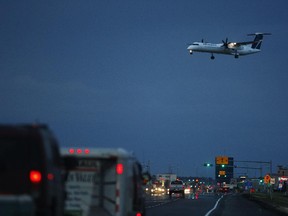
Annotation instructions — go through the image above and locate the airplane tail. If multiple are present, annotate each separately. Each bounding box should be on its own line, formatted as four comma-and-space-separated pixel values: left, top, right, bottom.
248, 33, 271, 49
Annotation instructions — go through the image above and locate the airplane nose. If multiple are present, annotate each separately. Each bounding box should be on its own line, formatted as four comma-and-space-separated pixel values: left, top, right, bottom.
187, 44, 195, 50
187, 45, 193, 54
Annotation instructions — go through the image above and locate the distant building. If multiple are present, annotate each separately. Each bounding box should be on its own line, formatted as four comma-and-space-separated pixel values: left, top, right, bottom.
277, 165, 288, 176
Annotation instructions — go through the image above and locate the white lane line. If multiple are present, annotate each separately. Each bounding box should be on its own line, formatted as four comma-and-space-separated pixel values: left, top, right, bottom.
145, 198, 180, 209
205, 195, 223, 216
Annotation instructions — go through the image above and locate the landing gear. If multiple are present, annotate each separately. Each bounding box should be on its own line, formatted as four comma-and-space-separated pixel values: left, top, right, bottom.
234, 53, 239, 59
189, 50, 193, 55
210, 54, 215, 60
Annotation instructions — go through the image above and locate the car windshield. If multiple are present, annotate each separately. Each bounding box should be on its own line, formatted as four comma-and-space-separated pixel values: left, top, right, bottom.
171, 181, 183, 185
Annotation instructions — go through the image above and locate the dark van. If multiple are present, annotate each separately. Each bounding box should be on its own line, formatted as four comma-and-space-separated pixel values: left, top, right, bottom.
0, 124, 65, 216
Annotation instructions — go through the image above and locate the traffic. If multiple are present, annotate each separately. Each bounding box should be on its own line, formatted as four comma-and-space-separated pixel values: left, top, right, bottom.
0, 124, 287, 216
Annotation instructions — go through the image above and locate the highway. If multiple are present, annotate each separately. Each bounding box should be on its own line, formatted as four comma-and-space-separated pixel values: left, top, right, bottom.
145, 193, 287, 216
145, 193, 220, 216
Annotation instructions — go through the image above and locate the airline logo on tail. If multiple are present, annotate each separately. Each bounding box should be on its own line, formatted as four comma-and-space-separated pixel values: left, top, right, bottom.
249, 33, 271, 49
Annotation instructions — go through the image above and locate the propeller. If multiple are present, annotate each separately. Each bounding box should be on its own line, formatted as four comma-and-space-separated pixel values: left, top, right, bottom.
222, 38, 230, 48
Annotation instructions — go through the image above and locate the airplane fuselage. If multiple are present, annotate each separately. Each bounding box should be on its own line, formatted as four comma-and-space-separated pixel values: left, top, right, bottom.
187, 42, 260, 56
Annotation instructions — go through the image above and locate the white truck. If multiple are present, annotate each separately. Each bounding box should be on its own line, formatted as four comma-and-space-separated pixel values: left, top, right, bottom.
61, 148, 147, 216
169, 180, 185, 198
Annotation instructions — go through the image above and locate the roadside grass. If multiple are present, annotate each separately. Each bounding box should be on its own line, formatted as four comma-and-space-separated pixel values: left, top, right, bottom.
250, 192, 288, 208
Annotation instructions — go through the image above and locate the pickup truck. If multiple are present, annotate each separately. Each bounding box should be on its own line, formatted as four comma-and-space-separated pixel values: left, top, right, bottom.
169, 180, 185, 198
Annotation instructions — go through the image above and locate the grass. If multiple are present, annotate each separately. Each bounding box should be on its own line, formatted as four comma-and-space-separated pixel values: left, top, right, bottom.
250, 192, 288, 208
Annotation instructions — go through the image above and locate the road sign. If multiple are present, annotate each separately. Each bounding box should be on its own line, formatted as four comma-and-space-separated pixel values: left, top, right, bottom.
264, 174, 271, 184
216, 156, 228, 165
219, 171, 226, 176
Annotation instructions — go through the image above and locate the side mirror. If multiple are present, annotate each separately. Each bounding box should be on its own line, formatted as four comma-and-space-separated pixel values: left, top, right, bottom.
142, 171, 151, 185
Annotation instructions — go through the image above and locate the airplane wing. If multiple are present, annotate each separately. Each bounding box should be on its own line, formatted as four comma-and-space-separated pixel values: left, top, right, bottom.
231, 40, 257, 47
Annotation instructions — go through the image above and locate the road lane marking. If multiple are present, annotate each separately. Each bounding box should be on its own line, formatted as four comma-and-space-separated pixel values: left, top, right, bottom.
205, 195, 223, 216
145, 198, 180, 209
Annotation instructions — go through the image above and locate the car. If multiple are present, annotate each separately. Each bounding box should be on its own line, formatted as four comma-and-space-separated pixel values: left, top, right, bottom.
184, 186, 192, 194
169, 180, 185, 198
219, 187, 230, 193
151, 186, 166, 195
0, 124, 65, 216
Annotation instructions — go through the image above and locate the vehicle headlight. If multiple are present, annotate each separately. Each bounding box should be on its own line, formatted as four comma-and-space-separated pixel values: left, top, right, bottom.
184, 189, 190, 194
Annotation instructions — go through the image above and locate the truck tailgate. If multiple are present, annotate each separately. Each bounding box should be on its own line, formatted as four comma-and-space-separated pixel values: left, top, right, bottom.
64, 158, 116, 216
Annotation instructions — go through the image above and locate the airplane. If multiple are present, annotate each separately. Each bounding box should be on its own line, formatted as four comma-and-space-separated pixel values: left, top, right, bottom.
187, 33, 271, 59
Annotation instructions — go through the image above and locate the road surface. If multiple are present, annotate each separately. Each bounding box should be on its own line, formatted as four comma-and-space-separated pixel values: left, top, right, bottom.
145, 193, 287, 216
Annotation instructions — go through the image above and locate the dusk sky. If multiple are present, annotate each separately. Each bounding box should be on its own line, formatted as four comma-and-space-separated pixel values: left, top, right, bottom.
1, 0, 288, 177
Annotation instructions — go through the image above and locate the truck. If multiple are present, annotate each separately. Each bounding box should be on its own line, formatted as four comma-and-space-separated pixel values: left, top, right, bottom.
156, 173, 177, 194
61, 148, 148, 216
0, 124, 66, 216
169, 180, 185, 198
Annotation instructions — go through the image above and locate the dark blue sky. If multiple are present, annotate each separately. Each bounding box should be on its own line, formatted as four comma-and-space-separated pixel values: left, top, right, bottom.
1, 0, 288, 177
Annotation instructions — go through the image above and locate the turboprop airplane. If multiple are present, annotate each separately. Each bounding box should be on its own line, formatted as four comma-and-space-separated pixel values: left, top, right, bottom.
187, 33, 271, 59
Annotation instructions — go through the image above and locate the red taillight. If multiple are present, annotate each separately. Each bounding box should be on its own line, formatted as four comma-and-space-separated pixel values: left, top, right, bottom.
116, 163, 124, 175
69, 148, 90, 154
77, 149, 82, 154
136, 213, 142, 216
69, 148, 75, 154
84, 149, 90, 154
30, 170, 42, 183
47, 173, 54, 181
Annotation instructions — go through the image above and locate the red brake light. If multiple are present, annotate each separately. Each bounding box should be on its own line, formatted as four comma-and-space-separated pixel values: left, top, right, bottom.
47, 173, 54, 181
84, 149, 90, 154
136, 213, 142, 216
77, 149, 82, 154
116, 163, 124, 175
69, 148, 75, 154
70, 148, 90, 154
30, 170, 42, 183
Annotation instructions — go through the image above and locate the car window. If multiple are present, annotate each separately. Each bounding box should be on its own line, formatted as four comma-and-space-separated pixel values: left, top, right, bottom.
51, 140, 62, 167
41, 130, 54, 165
171, 181, 183, 185
0, 137, 42, 171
